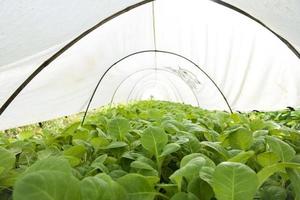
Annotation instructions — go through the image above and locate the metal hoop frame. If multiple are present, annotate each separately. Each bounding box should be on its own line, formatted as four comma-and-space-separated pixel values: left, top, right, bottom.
80, 50, 233, 125
1, 0, 296, 121
108, 67, 200, 106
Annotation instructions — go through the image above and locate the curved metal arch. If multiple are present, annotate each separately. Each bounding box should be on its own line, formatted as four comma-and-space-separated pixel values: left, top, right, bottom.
110, 68, 185, 105
1, 0, 299, 117
81, 49, 233, 125
125, 70, 199, 105
129, 80, 181, 103
108, 67, 200, 106
0, 0, 154, 116
125, 71, 187, 104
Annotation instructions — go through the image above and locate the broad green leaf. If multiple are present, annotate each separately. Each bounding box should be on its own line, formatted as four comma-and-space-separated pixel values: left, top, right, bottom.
145, 175, 160, 186
108, 118, 130, 140
186, 123, 207, 136
286, 155, 300, 200
181, 153, 205, 167
13, 171, 80, 200
136, 155, 157, 169
212, 162, 258, 200
130, 164, 158, 176
61, 122, 80, 136
253, 130, 268, 138
180, 153, 215, 168
25, 156, 72, 174
93, 116, 108, 129
63, 145, 86, 158
228, 151, 254, 163
0, 147, 15, 176
90, 137, 109, 149
96, 174, 128, 200
287, 168, 300, 200
170, 192, 199, 200
0, 167, 4, 175
162, 122, 180, 134
227, 127, 253, 150
250, 138, 266, 154
72, 128, 90, 140
131, 161, 156, 171
188, 177, 214, 200
160, 143, 180, 157
64, 155, 81, 167
170, 157, 208, 189
256, 152, 280, 167
93, 154, 108, 164
0, 168, 20, 187
117, 174, 156, 200
265, 136, 295, 162
250, 119, 266, 131
201, 141, 229, 160
109, 169, 127, 179
37, 147, 60, 160
203, 130, 219, 142
227, 149, 242, 157
80, 176, 108, 200
18, 131, 34, 140
257, 162, 300, 188
140, 126, 168, 156
264, 121, 281, 129
102, 141, 128, 149
230, 113, 242, 123
183, 134, 202, 153
199, 166, 215, 186
91, 154, 109, 173
147, 109, 163, 121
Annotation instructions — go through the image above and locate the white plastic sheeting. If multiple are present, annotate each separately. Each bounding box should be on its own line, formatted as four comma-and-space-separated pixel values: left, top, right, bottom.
0, 0, 144, 66
0, 0, 300, 130
225, 0, 300, 53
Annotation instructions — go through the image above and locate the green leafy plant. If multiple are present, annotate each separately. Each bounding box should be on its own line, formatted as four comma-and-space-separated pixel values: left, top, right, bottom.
0, 100, 299, 200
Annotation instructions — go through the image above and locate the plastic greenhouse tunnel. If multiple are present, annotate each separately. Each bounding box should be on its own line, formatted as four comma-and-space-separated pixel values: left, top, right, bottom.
0, 0, 300, 199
